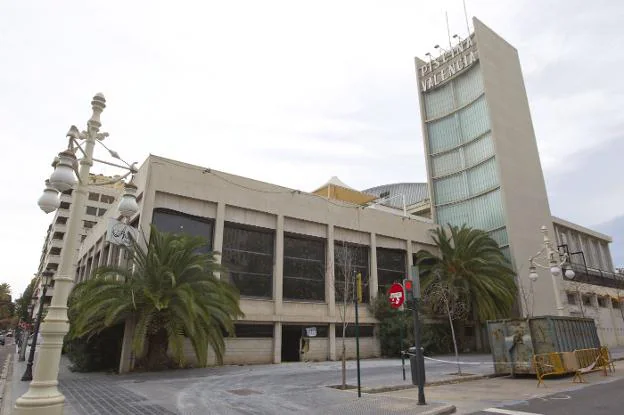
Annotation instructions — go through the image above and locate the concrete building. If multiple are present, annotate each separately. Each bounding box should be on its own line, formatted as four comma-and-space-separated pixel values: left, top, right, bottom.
75, 155, 437, 371
415, 18, 623, 344
31, 175, 122, 307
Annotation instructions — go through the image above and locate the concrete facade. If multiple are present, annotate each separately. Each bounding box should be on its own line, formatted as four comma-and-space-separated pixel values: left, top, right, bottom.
76, 155, 436, 370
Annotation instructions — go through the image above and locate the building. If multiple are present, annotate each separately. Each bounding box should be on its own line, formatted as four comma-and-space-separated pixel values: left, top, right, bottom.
415, 17, 623, 344
76, 155, 437, 371
31, 175, 123, 307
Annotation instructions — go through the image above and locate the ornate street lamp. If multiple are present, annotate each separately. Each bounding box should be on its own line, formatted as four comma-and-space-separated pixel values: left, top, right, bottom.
528, 225, 575, 316
15, 94, 139, 415
21, 270, 54, 381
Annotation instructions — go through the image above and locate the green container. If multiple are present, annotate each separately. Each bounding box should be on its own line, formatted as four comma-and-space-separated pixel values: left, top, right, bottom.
486, 316, 600, 375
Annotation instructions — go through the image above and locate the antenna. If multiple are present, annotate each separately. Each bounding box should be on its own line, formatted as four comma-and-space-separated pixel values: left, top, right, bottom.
445, 11, 452, 48
463, 0, 471, 35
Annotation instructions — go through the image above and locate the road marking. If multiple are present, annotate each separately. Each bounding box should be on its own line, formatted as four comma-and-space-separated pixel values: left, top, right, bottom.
483, 408, 543, 415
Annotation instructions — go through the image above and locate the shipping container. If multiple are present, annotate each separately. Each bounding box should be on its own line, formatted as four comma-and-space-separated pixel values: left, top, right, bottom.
486, 316, 600, 375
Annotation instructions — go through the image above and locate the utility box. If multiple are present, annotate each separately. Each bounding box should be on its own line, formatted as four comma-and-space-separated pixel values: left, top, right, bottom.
487, 316, 600, 375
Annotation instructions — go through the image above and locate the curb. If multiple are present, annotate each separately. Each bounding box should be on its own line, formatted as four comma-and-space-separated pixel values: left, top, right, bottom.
0, 351, 14, 415
364, 373, 503, 394
419, 404, 456, 415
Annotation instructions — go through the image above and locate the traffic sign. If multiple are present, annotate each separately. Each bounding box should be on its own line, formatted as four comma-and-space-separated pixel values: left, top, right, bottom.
388, 283, 405, 309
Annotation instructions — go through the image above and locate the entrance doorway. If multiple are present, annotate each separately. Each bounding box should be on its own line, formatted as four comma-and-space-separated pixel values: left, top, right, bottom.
281, 325, 302, 362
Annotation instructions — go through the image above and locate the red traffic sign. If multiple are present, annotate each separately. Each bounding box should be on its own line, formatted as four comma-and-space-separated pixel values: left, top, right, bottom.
388, 283, 405, 309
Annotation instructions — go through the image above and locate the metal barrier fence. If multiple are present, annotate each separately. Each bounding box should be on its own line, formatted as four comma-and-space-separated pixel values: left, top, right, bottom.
533, 347, 614, 387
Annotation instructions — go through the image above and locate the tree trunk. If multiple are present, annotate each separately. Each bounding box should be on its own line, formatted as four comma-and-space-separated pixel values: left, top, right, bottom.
445, 300, 461, 375
146, 328, 169, 370
341, 337, 347, 388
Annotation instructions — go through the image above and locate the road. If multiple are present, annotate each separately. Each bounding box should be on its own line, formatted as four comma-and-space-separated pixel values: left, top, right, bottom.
471, 376, 624, 415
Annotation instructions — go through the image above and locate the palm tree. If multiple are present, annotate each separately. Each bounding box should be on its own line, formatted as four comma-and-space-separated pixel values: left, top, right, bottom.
69, 226, 244, 370
416, 224, 517, 328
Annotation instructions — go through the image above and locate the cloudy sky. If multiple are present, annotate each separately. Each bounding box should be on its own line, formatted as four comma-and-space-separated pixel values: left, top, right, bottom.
1, 0, 622, 296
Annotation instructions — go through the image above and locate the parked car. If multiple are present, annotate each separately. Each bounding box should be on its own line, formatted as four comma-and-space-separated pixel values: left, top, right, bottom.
0, 334, 5, 346
6, 331, 13, 337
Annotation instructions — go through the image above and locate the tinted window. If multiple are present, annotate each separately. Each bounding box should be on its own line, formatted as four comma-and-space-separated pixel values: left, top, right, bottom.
335, 324, 375, 337
334, 242, 369, 303
235, 324, 274, 338
377, 248, 406, 294
283, 235, 325, 301
222, 223, 274, 298
151, 208, 213, 252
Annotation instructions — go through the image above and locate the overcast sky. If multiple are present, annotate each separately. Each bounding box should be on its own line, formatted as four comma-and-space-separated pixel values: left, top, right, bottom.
1, 0, 622, 296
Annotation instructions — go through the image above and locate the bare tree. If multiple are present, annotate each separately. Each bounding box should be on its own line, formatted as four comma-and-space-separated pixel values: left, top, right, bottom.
332, 241, 367, 389
422, 279, 468, 375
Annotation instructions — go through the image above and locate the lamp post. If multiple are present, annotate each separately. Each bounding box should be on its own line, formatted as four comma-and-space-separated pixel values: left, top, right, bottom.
528, 225, 575, 317
15, 93, 139, 415
21, 270, 53, 381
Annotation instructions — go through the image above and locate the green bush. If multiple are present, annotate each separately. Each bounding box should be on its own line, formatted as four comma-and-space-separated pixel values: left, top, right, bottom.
65, 324, 124, 372
371, 296, 454, 357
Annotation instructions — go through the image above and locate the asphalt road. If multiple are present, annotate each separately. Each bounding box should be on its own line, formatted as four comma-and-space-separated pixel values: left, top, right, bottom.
471, 376, 624, 415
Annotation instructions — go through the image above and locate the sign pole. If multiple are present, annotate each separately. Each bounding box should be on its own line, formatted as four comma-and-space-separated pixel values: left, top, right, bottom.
411, 265, 426, 405
354, 272, 362, 398
400, 306, 406, 380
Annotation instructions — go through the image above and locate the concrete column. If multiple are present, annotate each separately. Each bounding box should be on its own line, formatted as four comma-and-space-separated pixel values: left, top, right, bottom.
213, 202, 225, 280
273, 322, 282, 363
274, 215, 284, 315
106, 242, 114, 266
329, 322, 336, 360
97, 241, 107, 268
118, 317, 136, 373
369, 233, 378, 302
326, 224, 335, 317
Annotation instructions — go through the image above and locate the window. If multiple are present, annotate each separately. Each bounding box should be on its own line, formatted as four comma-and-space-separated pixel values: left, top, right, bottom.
88, 192, 100, 201
612, 298, 620, 309
86, 206, 98, 215
334, 242, 369, 303
567, 292, 578, 305
56, 216, 68, 225
52, 232, 64, 240
582, 294, 593, 307
98, 208, 107, 217
100, 194, 115, 204
83, 220, 97, 229
335, 324, 375, 338
151, 208, 214, 252
283, 235, 325, 301
59, 202, 70, 209
377, 248, 406, 294
222, 223, 274, 298
234, 324, 274, 338
598, 297, 608, 308
49, 247, 61, 255
47, 263, 59, 270
62, 189, 73, 196
80, 234, 87, 242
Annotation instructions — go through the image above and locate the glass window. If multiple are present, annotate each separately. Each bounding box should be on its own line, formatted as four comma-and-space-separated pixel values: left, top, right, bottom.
433, 173, 468, 205
436, 188, 505, 231
463, 133, 494, 167
283, 235, 325, 301
334, 242, 369, 303
98, 208, 107, 217
488, 228, 509, 247
428, 113, 461, 153
62, 189, 73, 196
222, 223, 274, 298
56, 216, 68, 225
52, 232, 64, 240
335, 324, 375, 338
100, 194, 116, 204
454, 63, 484, 106
59, 202, 70, 210
86, 206, 97, 216
151, 208, 213, 252
424, 82, 454, 119
83, 220, 97, 229
466, 157, 499, 196
567, 292, 578, 305
234, 324, 274, 338
598, 297, 608, 308
49, 247, 61, 255
88, 192, 100, 201
459, 95, 490, 142
376, 248, 406, 294
431, 149, 462, 178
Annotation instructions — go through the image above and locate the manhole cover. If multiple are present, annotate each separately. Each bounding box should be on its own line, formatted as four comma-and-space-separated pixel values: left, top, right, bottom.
227, 388, 262, 396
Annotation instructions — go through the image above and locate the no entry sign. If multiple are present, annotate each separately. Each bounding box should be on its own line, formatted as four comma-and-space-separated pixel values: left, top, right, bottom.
388, 283, 405, 309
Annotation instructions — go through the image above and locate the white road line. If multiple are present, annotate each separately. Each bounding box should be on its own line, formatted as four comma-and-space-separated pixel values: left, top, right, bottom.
483, 408, 543, 415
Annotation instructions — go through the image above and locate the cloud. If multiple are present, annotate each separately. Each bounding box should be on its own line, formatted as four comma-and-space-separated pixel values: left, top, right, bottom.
0, 0, 622, 296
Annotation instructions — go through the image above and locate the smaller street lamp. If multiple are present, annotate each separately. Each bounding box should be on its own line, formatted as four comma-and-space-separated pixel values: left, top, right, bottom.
21, 270, 54, 382
528, 226, 575, 316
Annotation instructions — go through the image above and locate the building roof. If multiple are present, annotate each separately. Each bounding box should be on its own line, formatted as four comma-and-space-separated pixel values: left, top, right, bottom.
363, 183, 429, 208
312, 176, 377, 205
